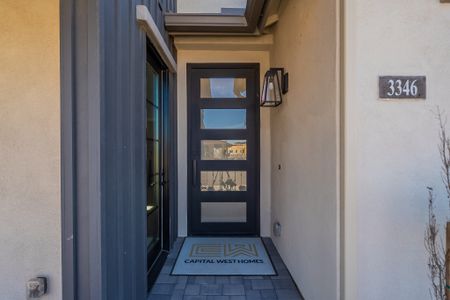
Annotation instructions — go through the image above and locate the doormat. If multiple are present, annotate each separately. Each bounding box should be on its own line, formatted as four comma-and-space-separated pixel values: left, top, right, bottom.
171, 237, 276, 276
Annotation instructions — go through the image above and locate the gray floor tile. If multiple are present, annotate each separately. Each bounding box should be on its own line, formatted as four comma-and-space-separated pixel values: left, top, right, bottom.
185, 284, 201, 296
148, 295, 172, 300
150, 238, 303, 300
251, 279, 274, 290
228, 276, 243, 284
243, 279, 252, 290
156, 274, 178, 284
183, 296, 207, 300
275, 289, 302, 300
152, 284, 176, 295
215, 276, 230, 284
245, 290, 262, 300
187, 277, 196, 284
174, 276, 188, 290
206, 296, 229, 300
170, 290, 184, 300
175, 282, 187, 290
161, 265, 173, 274
222, 284, 245, 296
195, 276, 215, 284
271, 269, 290, 280
229, 297, 245, 300
244, 275, 263, 280
260, 289, 278, 300
165, 257, 176, 266
272, 278, 296, 290
200, 284, 222, 296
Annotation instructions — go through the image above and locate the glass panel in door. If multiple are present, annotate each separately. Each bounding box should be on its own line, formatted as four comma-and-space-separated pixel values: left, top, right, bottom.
146, 62, 162, 268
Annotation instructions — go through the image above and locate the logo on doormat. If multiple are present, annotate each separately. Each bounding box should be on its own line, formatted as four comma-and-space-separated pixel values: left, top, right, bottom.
189, 243, 259, 257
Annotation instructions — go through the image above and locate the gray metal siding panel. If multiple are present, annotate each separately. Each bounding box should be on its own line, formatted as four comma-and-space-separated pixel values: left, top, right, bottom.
102, 0, 175, 299
60, 0, 75, 298
62, 0, 176, 298
103, 0, 148, 299
61, 0, 105, 298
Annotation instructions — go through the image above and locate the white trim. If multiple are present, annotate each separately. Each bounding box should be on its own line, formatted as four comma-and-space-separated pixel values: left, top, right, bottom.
136, 5, 177, 73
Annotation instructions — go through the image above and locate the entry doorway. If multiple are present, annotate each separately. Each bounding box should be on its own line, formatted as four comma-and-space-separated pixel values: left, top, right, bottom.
187, 64, 260, 236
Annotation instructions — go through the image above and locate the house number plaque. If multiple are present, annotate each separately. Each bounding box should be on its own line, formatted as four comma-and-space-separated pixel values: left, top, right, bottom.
379, 76, 426, 99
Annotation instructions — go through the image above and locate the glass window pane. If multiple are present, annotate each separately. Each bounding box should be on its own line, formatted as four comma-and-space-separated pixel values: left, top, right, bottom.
147, 176, 160, 248
201, 109, 246, 129
177, 0, 247, 15
147, 207, 160, 247
201, 140, 247, 160
146, 63, 160, 107
146, 102, 159, 140
200, 78, 246, 98
147, 176, 160, 207
201, 202, 247, 223
146, 141, 159, 175
201, 171, 247, 192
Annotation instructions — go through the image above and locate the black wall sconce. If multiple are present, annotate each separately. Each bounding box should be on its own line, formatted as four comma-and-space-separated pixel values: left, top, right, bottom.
260, 68, 289, 107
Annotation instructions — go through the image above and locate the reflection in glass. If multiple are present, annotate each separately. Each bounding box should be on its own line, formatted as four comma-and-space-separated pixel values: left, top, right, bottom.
146, 63, 160, 107
177, 0, 247, 15
147, 207, 159, 246
201, 140, 247, 160
146, 103, 159, 140
200, 78, 246, 98
201, 171, 247, 192
146, 62, 161, 253
201, 109, 246, 129
201, 202, 247, 223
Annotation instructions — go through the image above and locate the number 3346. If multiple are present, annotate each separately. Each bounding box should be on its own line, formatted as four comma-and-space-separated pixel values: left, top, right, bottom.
387, 79, 418, 97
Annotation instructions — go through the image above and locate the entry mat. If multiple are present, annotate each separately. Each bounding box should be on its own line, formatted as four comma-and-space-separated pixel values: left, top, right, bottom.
171, 237, 276, 276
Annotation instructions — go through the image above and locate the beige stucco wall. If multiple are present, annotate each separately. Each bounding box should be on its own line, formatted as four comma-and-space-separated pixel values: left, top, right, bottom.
0, 1, 61, 299
269, 0, 340, 299
345, 0, 450, 299
175, 37, 272, 237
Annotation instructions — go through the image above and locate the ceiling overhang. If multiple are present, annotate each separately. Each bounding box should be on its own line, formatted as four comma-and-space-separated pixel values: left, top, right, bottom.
165, 0, 266, 35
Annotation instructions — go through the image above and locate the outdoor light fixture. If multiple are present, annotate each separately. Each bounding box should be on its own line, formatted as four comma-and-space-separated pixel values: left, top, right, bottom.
260, 68, 289, 107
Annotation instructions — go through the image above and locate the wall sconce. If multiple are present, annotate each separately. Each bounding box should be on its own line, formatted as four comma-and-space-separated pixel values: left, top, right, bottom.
260, 68, 289, 107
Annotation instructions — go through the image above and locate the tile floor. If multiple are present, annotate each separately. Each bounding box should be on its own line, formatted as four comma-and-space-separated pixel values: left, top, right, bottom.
148, 238, 304, 300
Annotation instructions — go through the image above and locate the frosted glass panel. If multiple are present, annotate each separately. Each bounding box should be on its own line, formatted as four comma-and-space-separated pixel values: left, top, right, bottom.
201, 171, 247, 192
201, 202, 247, 223
201, 140, 247, 160
200, 78, 246, 98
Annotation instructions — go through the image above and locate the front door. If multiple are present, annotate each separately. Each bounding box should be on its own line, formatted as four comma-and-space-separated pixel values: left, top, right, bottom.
188, 64, 260, 235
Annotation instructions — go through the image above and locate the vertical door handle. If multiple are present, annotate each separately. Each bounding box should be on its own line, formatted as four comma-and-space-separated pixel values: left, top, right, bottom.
192, 159, 197, 187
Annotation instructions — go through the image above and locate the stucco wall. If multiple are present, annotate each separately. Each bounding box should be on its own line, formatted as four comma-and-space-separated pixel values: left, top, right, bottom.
269, 0, 340, 299
0, 1, 61, 299
175, 38, 272, 237
345, 0, 450, 299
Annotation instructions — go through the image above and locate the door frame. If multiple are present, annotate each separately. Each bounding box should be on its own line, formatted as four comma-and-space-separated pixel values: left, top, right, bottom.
186, 63, 261, 236
146, 41, 172, 289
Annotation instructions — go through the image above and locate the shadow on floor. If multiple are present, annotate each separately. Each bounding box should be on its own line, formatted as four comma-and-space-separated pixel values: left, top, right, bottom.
148, 238, 304, 300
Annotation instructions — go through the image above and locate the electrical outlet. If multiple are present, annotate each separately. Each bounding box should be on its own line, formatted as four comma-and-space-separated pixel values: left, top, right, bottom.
27, 277, 47, 298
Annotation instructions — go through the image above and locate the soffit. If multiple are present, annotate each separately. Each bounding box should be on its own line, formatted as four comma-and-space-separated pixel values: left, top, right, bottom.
174, 34, 273, 51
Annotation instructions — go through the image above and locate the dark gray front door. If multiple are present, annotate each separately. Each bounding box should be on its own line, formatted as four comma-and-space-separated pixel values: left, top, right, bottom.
188, 64, 260, 236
